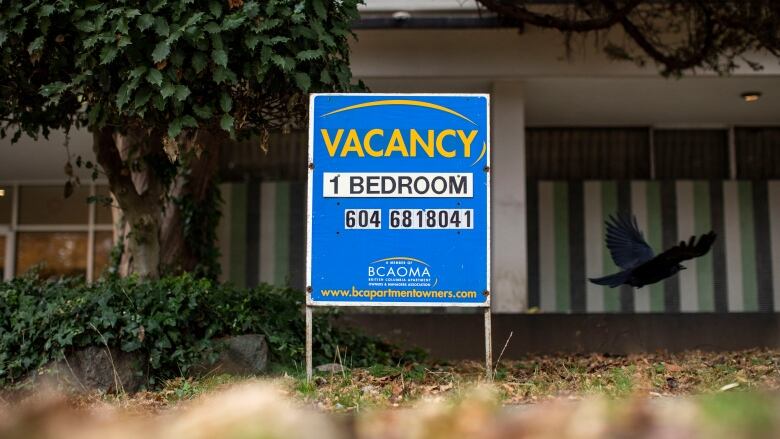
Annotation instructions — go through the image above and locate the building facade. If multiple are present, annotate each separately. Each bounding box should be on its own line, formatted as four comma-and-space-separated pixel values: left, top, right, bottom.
2, 1, 780, 322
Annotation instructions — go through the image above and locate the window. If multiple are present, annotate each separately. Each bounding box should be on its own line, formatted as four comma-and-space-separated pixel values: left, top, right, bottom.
220, 131, 307, 181
0, 185, 11, 224
1, 183, 114, 281
526, 128, 650, 180
94, 186, 117, 225
735, 127, 780, 179
18, 185, 90, 225
527, 127, 737, 180
0, 235, 5, 279
16, 232, 88, 278
653, 129, 729, 179
94, 231, 115, 278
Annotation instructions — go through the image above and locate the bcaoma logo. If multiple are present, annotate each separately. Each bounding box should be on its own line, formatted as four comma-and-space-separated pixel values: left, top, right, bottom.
366, 257, 438, 288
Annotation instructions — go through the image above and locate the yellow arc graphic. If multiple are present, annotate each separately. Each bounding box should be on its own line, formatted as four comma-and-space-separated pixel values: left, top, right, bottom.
470, 141, 487, 167
320, 99, 477, 125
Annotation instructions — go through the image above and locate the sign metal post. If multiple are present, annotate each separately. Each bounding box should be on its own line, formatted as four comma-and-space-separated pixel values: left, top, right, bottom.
305, 94, 491, 382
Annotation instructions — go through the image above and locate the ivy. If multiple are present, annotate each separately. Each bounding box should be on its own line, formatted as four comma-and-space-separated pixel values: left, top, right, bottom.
0, 0, 363, 280
0, 274, 421, 388
0, 0, 361, 140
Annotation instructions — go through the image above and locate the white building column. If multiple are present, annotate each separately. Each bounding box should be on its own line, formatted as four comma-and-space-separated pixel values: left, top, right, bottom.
491, 81, 527, 312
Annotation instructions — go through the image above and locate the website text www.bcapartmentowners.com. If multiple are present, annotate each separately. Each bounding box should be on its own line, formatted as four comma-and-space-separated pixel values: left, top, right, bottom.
320, 287, 478, 300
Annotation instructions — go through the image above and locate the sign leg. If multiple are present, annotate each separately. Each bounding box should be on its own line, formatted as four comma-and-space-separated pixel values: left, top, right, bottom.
306, 305, 313, 382
484, 307, 493, 381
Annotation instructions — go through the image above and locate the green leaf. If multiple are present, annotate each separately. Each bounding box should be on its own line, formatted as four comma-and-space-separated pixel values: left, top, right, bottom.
129, 66, 148, 79
154, 17, 170, 36
192, 52, 208, 73
267, 36, 290, 46
133, 87, 153, 108
260, 45, 272, 63
296, 49, 323, 61
87, 102, 103, 126
170, 50, 185, 67
116, 82, 131, 108
116, 17, 129, 34
204, 21, 221, 34
245, 34, 261, 50
146, 69, 163, 87
212, 67, 236, 84
244, 1, 259, 18
74, 20, 95, 33
319, 69, 332, 84
160, 83, 176, 98
312, 0, 326, 18
118, 35, 132, 48
258, 18, 280, 31
174, 85, 191, 102
100, 45, 119, 64
294, 72, 311, 92
181, 115, 198, 128
40, 82, 67, 97
192, 105, 213, 119
209, 1, 222, 19
137, 14, 154, 31
271, 55, 295, 72
220, 114, 234, 132
152, 41, 170, 62
27, 36, 44, 54
212, 49, 228, 67
125, 9, 141, 19
39, 4, 55, 17
183, 12, 205, 29
168, 119, 183, 138
82, 35, 100, 49
210, 33, 224, 50
221, 14, 245, 31
152, 94, 166, 110
219, 93, 232, 112
212, 67, 229, 84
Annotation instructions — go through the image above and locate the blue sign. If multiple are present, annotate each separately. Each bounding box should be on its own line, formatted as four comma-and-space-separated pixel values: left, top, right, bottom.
307, 94, 490, 307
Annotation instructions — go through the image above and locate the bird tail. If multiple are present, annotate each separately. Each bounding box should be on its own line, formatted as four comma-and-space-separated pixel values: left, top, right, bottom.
589, 271, 630, 288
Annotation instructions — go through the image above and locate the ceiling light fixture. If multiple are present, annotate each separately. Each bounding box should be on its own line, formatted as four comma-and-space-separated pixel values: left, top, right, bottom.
741, 91, 762, 102
392, 11, 411, 21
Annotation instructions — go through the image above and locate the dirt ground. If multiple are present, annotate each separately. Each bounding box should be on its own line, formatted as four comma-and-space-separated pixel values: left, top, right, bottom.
1, 349, 779, 438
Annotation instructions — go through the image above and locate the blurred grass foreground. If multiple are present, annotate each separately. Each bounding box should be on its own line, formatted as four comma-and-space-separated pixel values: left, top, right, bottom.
1, 381, 780, 439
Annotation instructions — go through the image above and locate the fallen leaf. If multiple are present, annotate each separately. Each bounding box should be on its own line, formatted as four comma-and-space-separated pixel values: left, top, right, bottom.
719, 382, 740, 392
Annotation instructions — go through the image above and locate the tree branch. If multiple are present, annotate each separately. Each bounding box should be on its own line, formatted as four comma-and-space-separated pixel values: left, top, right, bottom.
478, 0, 642, 32
92, 126, 141, 207
602, 0, 717, 74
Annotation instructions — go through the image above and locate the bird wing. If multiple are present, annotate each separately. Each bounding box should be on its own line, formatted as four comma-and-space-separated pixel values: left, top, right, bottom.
604, 213, 655, 270
655, 231, 717, 265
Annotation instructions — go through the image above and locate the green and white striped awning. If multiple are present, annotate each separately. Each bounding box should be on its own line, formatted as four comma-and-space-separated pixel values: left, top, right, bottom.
528, 180, 779, 313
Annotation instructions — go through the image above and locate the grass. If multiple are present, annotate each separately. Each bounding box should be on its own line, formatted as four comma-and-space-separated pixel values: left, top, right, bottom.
14, 349, 780, 415
283, 349, 780, 411
3, 350, 780, 439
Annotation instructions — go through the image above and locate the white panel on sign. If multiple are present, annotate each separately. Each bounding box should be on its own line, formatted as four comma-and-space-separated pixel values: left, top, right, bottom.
323, 172, 473, 198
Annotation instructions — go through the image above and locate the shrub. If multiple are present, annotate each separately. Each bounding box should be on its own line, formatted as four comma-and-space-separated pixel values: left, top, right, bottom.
0, 274, 420, 387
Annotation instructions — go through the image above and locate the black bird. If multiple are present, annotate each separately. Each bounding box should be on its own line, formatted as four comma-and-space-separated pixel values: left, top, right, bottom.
589, 213, 717, 288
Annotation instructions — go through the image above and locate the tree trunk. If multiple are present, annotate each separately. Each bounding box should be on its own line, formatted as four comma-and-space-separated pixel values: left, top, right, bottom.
159, 130, 223, 278
93, 126, 222, 279
94, 126, 166, 278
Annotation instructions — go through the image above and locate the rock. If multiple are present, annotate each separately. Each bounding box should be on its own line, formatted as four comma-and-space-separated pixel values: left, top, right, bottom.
30, 346, 147, 394
194, 334, 268, 376
315, 363, 347, 374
